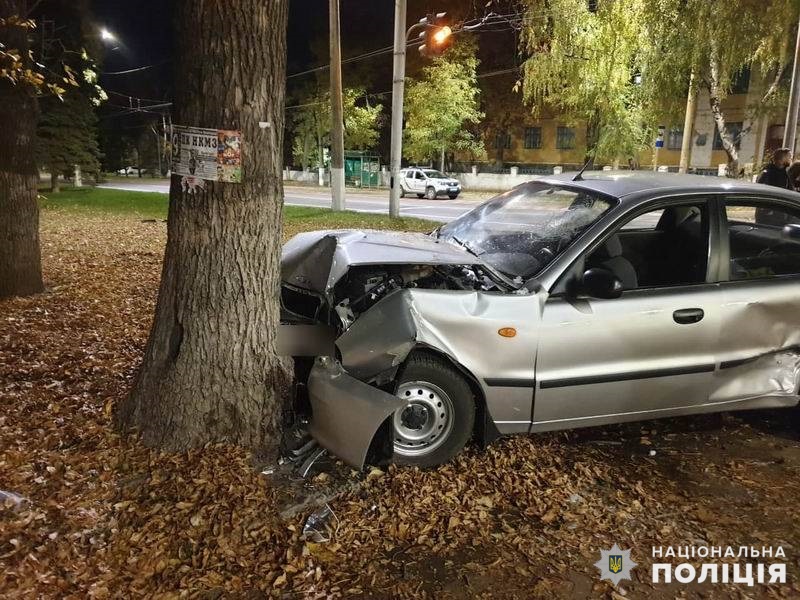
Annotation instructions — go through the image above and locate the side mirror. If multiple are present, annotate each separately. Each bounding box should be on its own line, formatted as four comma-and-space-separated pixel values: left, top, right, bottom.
581, 267, 623, 299
782, 224, 800, 240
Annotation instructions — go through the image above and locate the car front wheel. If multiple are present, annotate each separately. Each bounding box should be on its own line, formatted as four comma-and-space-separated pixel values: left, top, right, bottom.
392, 353, 475, 467
425, 186, 437, 200
399, 185, 406, 198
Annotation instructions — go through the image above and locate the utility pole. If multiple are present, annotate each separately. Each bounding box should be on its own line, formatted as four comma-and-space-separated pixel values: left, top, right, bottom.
783, 14, 800, 156
389, 0, 407, 218
678, 71, 698, 173
329, 0, 346, 210
162, 114, 168, 176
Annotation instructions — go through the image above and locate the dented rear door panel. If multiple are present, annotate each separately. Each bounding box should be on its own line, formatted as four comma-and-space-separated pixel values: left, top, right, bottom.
713, 278, 800, 407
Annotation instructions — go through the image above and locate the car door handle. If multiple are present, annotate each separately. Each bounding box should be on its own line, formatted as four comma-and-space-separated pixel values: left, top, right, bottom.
673, 308, 704, 324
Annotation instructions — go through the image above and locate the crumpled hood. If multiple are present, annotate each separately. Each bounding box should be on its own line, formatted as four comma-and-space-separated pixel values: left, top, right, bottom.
281, 229, 477, 294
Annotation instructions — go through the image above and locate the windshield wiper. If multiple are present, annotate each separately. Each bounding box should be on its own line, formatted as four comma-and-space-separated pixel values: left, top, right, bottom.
448, 236, 521, 290
450, 236, 483, 258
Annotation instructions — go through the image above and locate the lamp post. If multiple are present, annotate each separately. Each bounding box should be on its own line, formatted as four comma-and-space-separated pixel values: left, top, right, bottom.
783, 14, 800, 156
388, 7, 450, 217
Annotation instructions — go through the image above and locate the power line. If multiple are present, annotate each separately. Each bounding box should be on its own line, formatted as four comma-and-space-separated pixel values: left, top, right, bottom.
285, 10, 536, 80
285, 64, 519, 111
102, 60, 171, 76
105, 89, 171, 106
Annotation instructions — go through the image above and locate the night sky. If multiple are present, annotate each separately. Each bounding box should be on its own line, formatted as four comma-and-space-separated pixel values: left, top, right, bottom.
89, 1, 504, 100
90, 1, 403, 101
87, 0, 517, 163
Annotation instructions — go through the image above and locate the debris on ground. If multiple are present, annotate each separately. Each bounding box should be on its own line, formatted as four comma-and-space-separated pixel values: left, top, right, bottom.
2, 211, 800, 597
302, 503, 339, 543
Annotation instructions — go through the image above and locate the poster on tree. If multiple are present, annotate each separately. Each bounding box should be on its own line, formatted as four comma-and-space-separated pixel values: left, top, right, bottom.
171, 125, 243, 183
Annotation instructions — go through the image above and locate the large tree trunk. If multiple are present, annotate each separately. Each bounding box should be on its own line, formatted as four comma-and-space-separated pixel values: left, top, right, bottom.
116, 0, 292, 456
0, 0, 45, 299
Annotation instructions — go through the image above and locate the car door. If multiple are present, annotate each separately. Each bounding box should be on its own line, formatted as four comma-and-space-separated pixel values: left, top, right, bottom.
413, 170, 426, 193
531, 196, 722, 431
711, 194, 800, 408
402, 170, 415, 193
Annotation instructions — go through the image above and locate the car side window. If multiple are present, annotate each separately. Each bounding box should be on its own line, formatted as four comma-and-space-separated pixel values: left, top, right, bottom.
585, 202, 710, 290
416, 171, 425, 180
725, 199, 800, 280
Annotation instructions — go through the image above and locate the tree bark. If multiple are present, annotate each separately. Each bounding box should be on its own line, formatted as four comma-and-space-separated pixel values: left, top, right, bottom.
116, 0, 292, 457
0, 0, 45, 299
708, 49, 740, 177
50, 169, 60, 193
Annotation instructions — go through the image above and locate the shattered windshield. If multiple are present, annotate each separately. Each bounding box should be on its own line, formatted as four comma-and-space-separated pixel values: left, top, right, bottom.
438, 182, 616, 280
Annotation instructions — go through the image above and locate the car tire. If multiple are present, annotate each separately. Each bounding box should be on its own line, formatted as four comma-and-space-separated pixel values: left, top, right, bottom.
416, 193, 424, 198
392, 353, 475, 468
448, 193, 459, 199
425, 186, 437, 200
399, 186, 406, 198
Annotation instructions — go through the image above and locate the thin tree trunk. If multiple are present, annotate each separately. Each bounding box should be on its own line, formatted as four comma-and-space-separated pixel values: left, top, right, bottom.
50, 169, 60, 193
0, 0, 45, 299
708, 49, 740, 177
440, 146, 445, 172
116, 0, 292, 456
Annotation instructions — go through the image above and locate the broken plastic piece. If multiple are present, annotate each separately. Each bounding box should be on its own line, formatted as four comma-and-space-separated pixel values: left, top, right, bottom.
298, 447, 327, 478
302, 503, 339, 543
0, 490, 29, 511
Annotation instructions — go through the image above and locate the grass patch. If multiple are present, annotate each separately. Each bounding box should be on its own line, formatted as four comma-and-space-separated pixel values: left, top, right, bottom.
40, 187, 168, 219
38, 186, 437, 234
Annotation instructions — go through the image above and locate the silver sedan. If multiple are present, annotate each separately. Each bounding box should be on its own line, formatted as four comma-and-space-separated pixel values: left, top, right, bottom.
280, 172, 800, 468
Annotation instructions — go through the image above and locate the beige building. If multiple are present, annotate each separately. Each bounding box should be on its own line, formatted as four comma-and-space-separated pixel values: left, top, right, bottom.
463, 70, 789, 174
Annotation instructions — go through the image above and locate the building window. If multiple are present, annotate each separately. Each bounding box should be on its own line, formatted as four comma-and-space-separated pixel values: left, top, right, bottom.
713, 122, 743, 150
667, 127, 683, 150
523, 127, 542, 149
731, 67, 750, 95
493, 131, 512, 149
556, 126, 576, 150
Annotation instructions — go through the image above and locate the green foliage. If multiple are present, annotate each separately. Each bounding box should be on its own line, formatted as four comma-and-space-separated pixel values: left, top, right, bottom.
33, 0, 105, 179
38, 187, 437, 232
520, 0, 652, 163
37, 86, 102, 176
0, 15, 79, 97
403, 39, 485, 164
520, 0, 799, 168
343, 89, 383, 150
291, 87, 383, 168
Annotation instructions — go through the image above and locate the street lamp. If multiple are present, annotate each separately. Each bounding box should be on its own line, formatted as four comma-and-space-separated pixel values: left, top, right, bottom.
100, 28, 116, 43
389, 8, 450, 217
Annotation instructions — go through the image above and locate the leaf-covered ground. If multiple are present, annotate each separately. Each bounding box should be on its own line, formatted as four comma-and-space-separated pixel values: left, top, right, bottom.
2, 193, 800, 598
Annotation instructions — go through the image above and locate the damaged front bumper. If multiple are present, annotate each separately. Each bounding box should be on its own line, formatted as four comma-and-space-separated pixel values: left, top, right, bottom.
306, 357, 404, 469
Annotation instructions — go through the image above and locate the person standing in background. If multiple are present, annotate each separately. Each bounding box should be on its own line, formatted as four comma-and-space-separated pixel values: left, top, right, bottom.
787, 160, 800, 189
757, 148, 793, 189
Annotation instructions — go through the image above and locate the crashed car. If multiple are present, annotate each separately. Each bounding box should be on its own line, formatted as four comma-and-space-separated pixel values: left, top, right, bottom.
280, 171, 800, 469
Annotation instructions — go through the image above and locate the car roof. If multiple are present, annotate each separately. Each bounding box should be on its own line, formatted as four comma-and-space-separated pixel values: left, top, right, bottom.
536, 170, 800, 202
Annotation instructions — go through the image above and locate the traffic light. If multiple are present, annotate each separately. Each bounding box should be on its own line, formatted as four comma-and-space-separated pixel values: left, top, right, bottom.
418, 12, 452, 58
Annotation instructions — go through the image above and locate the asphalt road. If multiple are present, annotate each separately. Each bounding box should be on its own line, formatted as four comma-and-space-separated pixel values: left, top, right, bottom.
98, 182, 484, 222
